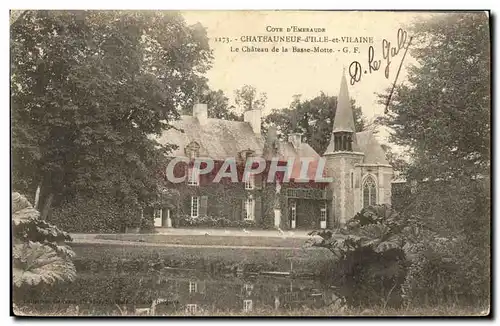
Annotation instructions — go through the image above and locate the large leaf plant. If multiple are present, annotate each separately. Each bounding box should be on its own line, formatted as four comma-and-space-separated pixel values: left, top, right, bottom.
12, 192, 76, 288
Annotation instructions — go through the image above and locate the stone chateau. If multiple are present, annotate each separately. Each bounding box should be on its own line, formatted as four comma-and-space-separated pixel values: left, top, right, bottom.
151, 72, 393, 229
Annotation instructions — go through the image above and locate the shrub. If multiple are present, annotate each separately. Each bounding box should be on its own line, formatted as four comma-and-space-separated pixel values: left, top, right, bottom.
309, 202, 490, 309
402, 235, 490, 307
49, 196, 140, 233
139, 217, 155, 233
308, 204, 408, 308
176, 215, 257, 229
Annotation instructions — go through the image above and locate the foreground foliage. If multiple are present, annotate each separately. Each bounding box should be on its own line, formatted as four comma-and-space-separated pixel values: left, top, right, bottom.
310, 200, 489, 308
308, 205, 408, 308
12, 192, 76, 288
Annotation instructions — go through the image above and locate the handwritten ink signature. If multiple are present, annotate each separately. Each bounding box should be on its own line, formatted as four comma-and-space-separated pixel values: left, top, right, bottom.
348, 28, 411, 86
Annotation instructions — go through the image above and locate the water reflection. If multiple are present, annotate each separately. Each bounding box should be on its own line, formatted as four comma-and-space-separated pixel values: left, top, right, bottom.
137, 270, 338, 315
17, 268, 341, 315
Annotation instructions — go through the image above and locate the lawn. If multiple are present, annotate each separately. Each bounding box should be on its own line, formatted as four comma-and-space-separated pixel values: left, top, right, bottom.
69, 241, 334, 275
94, 233, 308, 248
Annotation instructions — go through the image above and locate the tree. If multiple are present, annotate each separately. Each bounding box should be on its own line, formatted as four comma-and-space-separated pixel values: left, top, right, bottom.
380, 144, 408, 174
204, 89, 242, 120
192, 88, 241, 121
378, 12, 490, 230
11, 11, 213, 221
264, 92, 366, 155
379, 13, 490, 182
234, 85, 267, 112
377, 12, 490, 307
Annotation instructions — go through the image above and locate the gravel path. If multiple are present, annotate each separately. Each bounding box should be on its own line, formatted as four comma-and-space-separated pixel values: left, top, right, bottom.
72, 228, 313, 239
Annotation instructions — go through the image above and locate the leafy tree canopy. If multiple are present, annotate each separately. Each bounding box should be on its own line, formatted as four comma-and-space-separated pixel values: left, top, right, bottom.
378, 12, 490, 181
184, 87, 242, 121
234, 85, 267, 112
11, 10, 213, 214
264, 92, 366, 155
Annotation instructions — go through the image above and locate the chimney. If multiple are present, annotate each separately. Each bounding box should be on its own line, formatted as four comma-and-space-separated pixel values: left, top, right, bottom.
193, 103, 208, 125
244, 109, 261, 134
288, 132, 302, 150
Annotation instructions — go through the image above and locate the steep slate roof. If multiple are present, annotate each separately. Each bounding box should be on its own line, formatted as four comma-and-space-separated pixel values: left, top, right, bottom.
277, 141, 323, 180
332, 70, 356, 133
323, 72, 390, 166
156, 116, 265, 159
355, 130, 390, 165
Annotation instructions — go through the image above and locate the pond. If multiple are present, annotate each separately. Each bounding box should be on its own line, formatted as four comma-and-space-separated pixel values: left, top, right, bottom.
16, 269, 342, 316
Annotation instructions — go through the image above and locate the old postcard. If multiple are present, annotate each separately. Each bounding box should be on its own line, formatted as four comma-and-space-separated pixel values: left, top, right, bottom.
10, 10, 491, 317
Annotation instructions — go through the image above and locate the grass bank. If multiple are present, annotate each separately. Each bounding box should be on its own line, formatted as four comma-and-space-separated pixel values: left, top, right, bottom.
95, 233, 307, 248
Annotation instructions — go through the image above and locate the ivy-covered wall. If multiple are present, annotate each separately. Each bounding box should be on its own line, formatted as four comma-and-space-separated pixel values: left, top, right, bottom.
154, 159, 330, 229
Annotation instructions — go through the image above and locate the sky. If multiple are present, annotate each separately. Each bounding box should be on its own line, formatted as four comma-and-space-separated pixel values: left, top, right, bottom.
181, 11, 434, 137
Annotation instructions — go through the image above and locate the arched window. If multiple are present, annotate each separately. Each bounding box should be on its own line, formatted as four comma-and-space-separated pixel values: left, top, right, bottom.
363, 176, 377, 207
334, 132, 353, 152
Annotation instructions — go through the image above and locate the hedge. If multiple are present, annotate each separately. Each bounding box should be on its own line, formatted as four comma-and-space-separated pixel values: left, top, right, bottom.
49, 196, 141, 233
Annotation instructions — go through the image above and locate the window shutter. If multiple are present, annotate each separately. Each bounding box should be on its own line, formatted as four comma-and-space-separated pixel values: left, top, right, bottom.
241, 199, 246, 220
254, 196, 262, 221
200, 196, 208, 217
199, 281, 206, 294
254, 174, 262, 189
184, 197, 191, 215
328, 200, 335, 228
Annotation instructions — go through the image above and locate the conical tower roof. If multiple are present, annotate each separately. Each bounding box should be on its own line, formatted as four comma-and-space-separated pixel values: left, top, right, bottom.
332, 69, 356, 133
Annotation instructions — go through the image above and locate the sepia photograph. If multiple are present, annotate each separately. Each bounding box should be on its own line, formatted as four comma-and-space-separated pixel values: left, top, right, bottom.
10, 9, 491, 317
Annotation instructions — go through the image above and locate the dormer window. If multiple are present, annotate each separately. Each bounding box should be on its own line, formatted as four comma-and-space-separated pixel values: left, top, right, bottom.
185, 141, 200, 186
185, 141, 200, 160
245, 174, 255, 190
187, 166, 199, 186
238, 149, 255, 163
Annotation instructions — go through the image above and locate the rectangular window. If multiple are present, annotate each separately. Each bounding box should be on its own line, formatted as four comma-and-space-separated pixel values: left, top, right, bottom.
243, 283, 254, 292
290, 201, 297, 221
187, 166, 199, 186
320, 204, 327, 222
189, 281, 197, 294
191, 196, 199, 218
243, 299, 253, 312
185, 304, 197, 314
245, 196, 254, 220
245, 174, 255, 190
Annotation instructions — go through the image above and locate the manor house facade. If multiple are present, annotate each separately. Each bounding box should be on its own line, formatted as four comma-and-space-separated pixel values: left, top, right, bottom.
152, 73, 393, 229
